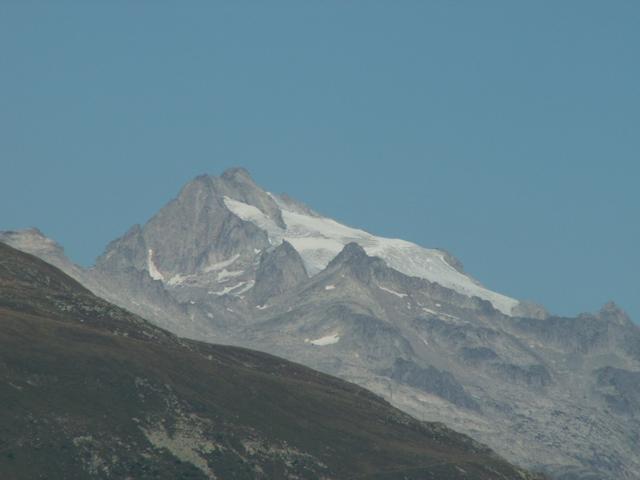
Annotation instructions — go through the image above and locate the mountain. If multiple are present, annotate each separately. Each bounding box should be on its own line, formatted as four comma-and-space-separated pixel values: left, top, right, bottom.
0, 241, 545, 480
3, 168, 639, 480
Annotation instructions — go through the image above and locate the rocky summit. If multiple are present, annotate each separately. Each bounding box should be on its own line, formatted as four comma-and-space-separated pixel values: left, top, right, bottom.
3, 168, 639, 480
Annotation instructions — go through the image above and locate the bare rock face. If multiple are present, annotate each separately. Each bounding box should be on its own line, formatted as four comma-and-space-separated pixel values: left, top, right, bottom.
595, 367, 640, 416
3, 168, 639, 480
389, 358, 481, 411
489, 363, 553, 388
513, 300, 549, 320
251, 241, 308, 306
597, 301, 633, 327
96, 174, 270, 278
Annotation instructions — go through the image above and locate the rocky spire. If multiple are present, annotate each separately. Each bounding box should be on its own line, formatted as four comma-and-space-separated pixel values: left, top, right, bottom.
251, 241, 308, 305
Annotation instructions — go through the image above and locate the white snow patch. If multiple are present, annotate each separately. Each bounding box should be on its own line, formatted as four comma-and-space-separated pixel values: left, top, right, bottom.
147, 249, 164, 281
206, 313, 213, 319
309, 333, 340, 346
223, 197, 281, 234
378, 285, 407, 298
167, 274, 188, 286
204, 254, 240, 273
208, 282, 246, 296
324, 284, 336, 290
233, 281, 254, 295
217, 269, 244, 281
422, 307, 459, 321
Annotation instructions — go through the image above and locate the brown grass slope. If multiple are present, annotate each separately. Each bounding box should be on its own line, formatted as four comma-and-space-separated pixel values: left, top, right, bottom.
0, 242, 543, 480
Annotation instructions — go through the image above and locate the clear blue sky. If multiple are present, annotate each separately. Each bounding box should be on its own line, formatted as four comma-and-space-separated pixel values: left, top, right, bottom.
1, 2, 638, 321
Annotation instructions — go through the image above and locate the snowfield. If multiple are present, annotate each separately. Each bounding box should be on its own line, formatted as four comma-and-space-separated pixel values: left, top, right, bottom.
306, 333, 341, 346
147, 249, 165, 281
223, 195, 518, 315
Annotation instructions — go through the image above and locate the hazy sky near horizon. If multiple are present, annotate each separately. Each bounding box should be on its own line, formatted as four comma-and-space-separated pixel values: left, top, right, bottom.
1, 2, 638, 321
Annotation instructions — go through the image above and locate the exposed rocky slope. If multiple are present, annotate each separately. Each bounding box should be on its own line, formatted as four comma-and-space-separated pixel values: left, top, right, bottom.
0, 242, 543, 480
3, 168, 638, 479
